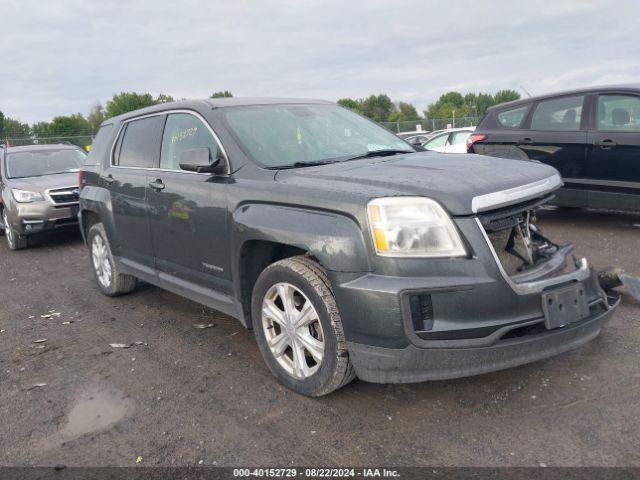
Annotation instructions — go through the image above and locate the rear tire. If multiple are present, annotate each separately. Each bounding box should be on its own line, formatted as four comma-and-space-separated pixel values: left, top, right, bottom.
87, 223, 137, 296
252, 256, 355, 396
3, 210, 28, 250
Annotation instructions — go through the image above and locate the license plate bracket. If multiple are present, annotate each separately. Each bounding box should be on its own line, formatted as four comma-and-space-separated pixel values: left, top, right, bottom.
542, 283, 589, 330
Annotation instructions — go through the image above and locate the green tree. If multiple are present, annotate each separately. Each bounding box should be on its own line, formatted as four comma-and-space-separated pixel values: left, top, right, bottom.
361, 94, 395, 122
337, 98, 363, 113
2, 116, 30, 140
32, 113, 92, 146
493, 89, 521, 105
210, 91, 233, 98
425, 91, 468, 119
105, 92, 157, 118
397, 102, 419, 121
87, 103, 106, 131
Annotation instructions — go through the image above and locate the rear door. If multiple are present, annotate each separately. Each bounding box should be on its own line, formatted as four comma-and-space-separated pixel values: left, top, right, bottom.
146, 111, 233, 296
585, 92, 640, 210
104, 115, 164, 270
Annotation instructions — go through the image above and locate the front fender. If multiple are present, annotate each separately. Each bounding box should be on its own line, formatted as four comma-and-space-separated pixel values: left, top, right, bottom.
232, 203, 371, 273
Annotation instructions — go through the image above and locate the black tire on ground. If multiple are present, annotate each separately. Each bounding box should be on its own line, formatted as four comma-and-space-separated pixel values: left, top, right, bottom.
251, 255, 356, 396
3, 210, 28, 250
87, 223, 137, 296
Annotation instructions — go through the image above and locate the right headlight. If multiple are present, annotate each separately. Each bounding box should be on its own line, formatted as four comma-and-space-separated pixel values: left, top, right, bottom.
367, 197, 467, 258
11, 189, 44, 203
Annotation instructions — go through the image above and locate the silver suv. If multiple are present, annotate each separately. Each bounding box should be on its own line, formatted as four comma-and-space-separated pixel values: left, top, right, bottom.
0, 144, 86, 250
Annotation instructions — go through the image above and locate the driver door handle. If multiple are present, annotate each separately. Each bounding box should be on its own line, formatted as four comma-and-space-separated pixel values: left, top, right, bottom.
518, 137, 533, 145
148, 179, 165, 191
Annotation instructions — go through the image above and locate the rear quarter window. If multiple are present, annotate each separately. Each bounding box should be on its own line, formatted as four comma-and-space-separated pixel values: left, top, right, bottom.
85, 124, 113, 166
495, 106, 529, 128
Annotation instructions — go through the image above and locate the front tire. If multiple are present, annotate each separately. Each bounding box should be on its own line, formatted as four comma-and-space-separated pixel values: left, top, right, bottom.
252, 256, 355, 396
88, 223, 137, 296
3, 210, 28, 250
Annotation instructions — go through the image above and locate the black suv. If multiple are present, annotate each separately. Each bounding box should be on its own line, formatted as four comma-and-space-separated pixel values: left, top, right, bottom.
79, 98, 618, 396
468, 84, 640, 212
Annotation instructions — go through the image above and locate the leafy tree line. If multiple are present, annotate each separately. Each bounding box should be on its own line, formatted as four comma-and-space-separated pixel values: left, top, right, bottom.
0, 91, 233, 146
1, 88, 519, 145
338, 89, 520, 123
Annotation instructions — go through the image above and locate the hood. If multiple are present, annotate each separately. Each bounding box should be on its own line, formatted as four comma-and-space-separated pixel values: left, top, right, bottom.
276, 152, 561, 215
8, 172, 79, 192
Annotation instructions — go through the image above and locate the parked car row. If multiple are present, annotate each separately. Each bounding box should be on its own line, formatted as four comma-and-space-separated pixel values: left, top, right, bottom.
0, 92, 627, 396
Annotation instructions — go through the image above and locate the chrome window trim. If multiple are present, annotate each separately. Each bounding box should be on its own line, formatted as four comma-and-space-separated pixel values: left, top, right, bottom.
109, 109, 230, 175
471, 174, 562, 213
475, 217, 590, 295
44, 186, 80, 206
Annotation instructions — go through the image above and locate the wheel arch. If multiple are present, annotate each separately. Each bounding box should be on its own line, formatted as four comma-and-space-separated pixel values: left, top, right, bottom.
232, 203, 371, 329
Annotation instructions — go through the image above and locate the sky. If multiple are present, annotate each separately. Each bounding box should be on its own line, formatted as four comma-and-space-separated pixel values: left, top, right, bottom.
1, 0, 640, 124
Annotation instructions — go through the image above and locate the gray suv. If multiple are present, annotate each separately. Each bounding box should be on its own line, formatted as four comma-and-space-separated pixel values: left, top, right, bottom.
79, 99, 619, 396
1, 144, 85, 250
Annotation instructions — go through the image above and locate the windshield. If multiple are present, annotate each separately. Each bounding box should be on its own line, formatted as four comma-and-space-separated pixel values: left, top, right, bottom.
223, 104, 414, 168
6, 149, 86, 179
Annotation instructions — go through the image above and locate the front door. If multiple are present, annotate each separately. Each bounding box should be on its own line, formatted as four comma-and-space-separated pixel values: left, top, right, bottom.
146, 112, 232, 295
104, 115, 164, 270
586, 92, 640, 210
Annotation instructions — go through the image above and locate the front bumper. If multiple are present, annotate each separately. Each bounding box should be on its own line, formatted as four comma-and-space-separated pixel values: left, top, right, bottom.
347, 293, 618, 383
8, 202, 79, 235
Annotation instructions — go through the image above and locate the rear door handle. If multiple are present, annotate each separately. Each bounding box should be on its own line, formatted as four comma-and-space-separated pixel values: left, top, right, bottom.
518, 137, 533, 145
595, 139, 616, 149
148, 179, 165, 191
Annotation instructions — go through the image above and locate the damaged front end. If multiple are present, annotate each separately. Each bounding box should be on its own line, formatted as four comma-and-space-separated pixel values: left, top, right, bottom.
478, 196, 574, 283
476, 195, 620, 311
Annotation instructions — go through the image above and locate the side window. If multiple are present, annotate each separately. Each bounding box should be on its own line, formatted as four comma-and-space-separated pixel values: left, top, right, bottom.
496, 106, 528, 128
530, 95, 585, 131
597, 94, 640, 132
424, 133, 448, 149
450, 131, 472, 147
116, 116, 164, 168
160, 113, 219, 170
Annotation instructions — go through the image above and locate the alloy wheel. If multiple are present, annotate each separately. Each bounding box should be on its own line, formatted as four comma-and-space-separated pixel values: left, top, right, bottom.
261, 282, 325, 379
91, 234, 112, 288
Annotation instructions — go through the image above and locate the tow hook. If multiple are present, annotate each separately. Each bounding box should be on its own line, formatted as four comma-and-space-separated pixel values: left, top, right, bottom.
598, 267, 640, 302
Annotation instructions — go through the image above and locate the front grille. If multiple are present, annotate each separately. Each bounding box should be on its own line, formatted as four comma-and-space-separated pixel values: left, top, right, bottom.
408, 294, 434, 331
47, 187, 79, 205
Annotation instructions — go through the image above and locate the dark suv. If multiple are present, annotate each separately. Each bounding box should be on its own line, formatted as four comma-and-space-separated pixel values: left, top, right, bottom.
79, 98, 618, 396
468, 84, 640, 212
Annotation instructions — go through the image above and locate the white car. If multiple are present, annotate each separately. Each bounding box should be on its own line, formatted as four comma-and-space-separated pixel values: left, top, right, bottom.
421, 127, 475, 153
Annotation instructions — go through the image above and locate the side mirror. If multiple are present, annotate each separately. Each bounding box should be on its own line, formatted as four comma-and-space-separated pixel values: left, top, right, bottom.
179, 147, 227, 174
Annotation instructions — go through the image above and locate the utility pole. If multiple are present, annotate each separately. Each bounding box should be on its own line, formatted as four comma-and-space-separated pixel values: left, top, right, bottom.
453, 110, 455, 128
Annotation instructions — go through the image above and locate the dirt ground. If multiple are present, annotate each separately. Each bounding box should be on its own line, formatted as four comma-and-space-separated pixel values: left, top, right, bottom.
1, 208, 639, 467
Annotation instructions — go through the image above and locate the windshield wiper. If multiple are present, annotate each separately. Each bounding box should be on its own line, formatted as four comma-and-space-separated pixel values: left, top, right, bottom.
345, 149, 414, 161
266, 159, 340, 170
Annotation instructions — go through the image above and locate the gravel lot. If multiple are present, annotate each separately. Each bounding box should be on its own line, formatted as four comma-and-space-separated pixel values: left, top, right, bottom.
1, 208, 639, 467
